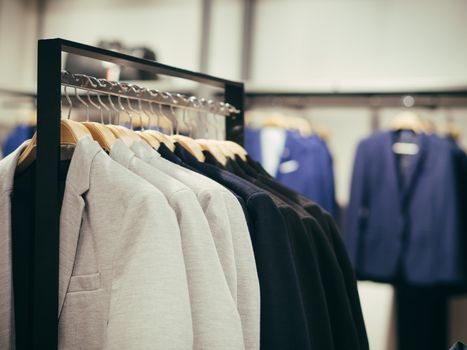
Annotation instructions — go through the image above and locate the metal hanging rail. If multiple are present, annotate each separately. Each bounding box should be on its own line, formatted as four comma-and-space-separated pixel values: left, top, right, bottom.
29, 38, 244, 350
61, 71, 241, 116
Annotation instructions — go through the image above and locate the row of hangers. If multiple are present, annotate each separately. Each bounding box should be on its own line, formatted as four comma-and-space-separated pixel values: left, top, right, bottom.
246, 111, 331, 142
17, 73, 247, 172
390, 110, 461, 139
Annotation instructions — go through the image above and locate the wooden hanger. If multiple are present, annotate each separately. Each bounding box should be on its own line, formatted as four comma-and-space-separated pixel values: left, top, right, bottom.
82, 122, 116, 151
172, 134, 206, 162
106, 125, 141, 147
17, 119, 92, 172
390, 111, 426, 133
135, 98, 176, 151
215, 140, 235, 160
136, 130, 161, 149
145, 130, 176, 151
223, 140, 248, 161
196, 139, 227, 166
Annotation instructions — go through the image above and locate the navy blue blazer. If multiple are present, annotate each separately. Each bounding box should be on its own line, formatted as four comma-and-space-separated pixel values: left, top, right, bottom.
245, 128, 337, 217
171, 144, 313, 350
344, 131, 465, 286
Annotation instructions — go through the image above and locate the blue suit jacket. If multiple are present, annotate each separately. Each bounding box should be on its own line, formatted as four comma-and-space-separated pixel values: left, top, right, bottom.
344, 131, 464, 286
245, 128, 337, 217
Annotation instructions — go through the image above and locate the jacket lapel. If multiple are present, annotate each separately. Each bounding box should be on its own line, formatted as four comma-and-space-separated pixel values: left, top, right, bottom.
383, 132, 403, 206
58, 137, 100, 316
400, 133, 427, 206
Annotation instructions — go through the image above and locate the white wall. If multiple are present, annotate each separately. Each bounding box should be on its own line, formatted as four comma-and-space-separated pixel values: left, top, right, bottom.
251, 0, 467, 90
0, 0, 38, 89
42, 0, 202, 73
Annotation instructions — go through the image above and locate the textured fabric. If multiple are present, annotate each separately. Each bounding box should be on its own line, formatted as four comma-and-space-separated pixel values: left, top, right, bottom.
173, 144, 312, 350
344, 131, 465, 286
227, 158, 363, 350
131, 141, 260, 350
110, 140, 245, 350
0, 137, 194, 350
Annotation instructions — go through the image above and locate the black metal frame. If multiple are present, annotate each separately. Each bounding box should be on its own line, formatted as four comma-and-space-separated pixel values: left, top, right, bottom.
32, 38, 244, 350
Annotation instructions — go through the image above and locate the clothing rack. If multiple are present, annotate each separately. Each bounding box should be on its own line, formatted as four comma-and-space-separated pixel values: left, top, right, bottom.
61, 71, 241, 117
31, 38, 244, 350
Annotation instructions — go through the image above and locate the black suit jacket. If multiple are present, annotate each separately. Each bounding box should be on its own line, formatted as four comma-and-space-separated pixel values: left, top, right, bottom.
170, 144, 313, 350
228, 158, 367, 350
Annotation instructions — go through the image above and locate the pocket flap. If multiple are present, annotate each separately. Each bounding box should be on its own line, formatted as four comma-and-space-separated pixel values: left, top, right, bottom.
68, 273, 101, 292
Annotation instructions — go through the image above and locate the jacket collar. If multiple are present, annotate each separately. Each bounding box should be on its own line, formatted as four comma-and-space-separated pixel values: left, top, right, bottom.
131, 140, 161, 163
400, 133, 428, 206
109, 139, 136, 169
0, 137, 103, 326
384, 131, 428, 207
0, 140, 30, 194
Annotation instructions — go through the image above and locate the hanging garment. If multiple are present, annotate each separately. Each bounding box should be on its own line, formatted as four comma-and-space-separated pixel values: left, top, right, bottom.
173, 143, 369, 350
0, 137, 194, 350
131, 141, 260, 350
172, 143, 313, 350
344, 131, 465, 286
3, 124, 35, 157
11, 157, 70, 349
245, 128, 337, 217
110, 140, 246, 350
2, 126, 369, 350
276, 132, 336, 217
222, 155, 368, 350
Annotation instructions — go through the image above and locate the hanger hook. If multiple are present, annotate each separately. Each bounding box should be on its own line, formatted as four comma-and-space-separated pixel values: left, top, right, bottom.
64, 85, 73, 119
163, 92, 179, 135
148, 89, 161, 131
74, 84, 89, 121
106, 81, 120, 124
117, 87, 132, 126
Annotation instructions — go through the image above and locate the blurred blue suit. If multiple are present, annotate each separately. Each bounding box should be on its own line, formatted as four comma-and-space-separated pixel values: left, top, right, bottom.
245, 128, 337, 217
344, 131, 465, 286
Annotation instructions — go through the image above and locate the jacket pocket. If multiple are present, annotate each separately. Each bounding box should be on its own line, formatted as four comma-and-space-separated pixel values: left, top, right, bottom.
59, 286, 107, 349
68, 272, 101, 293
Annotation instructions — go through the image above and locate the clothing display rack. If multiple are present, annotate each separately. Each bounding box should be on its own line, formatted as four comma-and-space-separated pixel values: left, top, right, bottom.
60, 71, 241, 117
32, 38, 244, 350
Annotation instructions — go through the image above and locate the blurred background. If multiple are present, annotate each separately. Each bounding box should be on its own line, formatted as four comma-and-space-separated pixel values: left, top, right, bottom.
1, 0, 466, 349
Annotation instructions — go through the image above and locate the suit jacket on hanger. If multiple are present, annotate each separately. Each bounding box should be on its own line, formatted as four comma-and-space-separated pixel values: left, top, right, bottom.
110, 140, 245, 350
0, 137, 193, 350
231, 154, 368, 347
173, 144, 313, 350
226, 157, 364, 350
345, 131, 464, 286
131, 141, 260, 350
245, 128, 337, 216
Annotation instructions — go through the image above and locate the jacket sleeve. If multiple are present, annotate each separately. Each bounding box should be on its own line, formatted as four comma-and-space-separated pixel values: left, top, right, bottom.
344, 140, 370, 268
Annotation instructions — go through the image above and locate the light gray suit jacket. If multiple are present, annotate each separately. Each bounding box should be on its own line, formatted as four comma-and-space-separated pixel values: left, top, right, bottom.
132, 141, 260, 350
0, 137, 193, 349
110, 140, 245, 350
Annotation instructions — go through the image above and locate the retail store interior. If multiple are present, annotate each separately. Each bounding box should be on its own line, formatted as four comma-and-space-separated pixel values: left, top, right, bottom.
1, 1, 466, 349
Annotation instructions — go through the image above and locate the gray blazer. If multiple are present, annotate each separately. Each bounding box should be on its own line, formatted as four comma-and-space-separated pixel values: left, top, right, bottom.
110, 140, 245, 350
0, 137, 193, 349
132, 141, 260, 350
